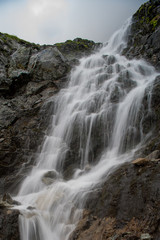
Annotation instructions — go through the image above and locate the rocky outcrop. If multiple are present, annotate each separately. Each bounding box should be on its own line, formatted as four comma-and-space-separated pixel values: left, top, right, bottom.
0, 34, 98, 239
0, 33, 98, 194
70, 157, 160, 240
123, 0, 160, 70
0, 193, 20, 240
54, 38, 101, 64
0, 207, 20, 240
1, 0, 160, 239
69, 1, 160, 239
122, 0, 160, 157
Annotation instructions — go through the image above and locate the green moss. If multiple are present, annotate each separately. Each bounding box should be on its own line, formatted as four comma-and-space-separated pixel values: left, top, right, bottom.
150, 15, 160, 29
148, 5, 152, 14
54, 38, 95, 52
0, 32, 39, 48
138, 4, 145, 13
146, 17, 150, 24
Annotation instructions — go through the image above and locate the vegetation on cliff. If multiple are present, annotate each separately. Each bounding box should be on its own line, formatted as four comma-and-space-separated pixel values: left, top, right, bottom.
123, 0, 160, 69
134, 0, 160, 32
0, 1, 160, 239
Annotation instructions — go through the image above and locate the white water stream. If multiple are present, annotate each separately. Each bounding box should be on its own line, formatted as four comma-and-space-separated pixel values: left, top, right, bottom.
14, 19, 158, 240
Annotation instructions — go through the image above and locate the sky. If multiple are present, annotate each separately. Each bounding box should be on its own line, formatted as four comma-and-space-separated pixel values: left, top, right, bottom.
0, 0, 147, 45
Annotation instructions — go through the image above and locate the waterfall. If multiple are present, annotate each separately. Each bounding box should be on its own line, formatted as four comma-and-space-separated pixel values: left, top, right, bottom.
14, 18, 158, 240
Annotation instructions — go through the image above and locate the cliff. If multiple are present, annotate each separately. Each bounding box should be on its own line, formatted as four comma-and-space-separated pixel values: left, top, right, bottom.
0, 36, 99, 239
0, 0, 160, 239
123, 0, 160, 70
70, 1, 160, 239
0, 35, 98, 192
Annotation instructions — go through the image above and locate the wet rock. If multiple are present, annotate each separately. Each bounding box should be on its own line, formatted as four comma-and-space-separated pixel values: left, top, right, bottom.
27, 206, 36, 210
0, 32, 97, 193
71, 160, 160, 240
41, 170, 59, 185
2, 193, 20, 206
132, 158, 149, 166
0, 207, 20, 240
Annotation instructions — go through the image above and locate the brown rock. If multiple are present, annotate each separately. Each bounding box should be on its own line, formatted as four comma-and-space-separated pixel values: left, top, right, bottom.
132, 158, 149, 166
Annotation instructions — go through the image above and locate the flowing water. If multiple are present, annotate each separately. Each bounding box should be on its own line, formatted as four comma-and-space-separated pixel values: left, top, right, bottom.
14, 18, 158, 240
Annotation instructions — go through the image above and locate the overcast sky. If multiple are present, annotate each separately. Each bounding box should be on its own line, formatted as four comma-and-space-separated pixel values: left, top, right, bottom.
0, 0, 147, 45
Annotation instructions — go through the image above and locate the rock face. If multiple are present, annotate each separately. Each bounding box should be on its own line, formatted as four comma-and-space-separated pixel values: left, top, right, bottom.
0, 34, 98, 194
1, 1, 160, 239
70, 159, 160, 240
123, 0, 160, 70
0, 34, 98, 239
0, 207, 20, 240
70, 1, 160, 240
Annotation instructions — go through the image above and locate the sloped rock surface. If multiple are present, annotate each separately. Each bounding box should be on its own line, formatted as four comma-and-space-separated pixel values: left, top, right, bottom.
70, 160, 160, 240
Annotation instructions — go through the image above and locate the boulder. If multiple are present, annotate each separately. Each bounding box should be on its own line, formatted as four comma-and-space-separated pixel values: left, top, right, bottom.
28, 47, 70, 82
132, 158, 149, 166
41, 170, 59, 185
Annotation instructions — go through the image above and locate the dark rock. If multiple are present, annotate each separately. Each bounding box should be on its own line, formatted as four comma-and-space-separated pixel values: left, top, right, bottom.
54, 38, 99, 63
2, 193, 20, 206
9, 46, 31, 69
0, 207, 20, 240
41, 170, 59, 185
0, 32, 98, 195
28, 47, 70, 82
146, 150, 160, 160
123, 1, 160, 70
70, 160, 160, 240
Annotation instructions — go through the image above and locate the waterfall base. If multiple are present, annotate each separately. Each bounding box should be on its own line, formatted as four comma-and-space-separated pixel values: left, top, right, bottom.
70, 160, 160, 240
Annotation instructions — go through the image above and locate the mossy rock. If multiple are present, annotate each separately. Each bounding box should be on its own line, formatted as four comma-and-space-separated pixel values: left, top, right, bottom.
0, 32, 40, 49
133, 0, 160, 33
54, 38, 96, 54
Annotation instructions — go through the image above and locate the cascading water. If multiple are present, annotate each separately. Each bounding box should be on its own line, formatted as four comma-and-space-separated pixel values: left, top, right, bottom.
14, 18, 158, 240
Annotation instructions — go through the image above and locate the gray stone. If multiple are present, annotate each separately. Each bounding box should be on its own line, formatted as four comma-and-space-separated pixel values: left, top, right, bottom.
141, 233, 151, 240
146, 150, 160, 161
26, 80, 57, 96
41, 170, 59, 185
0, 104, 16, 129
28, 47, 69, 82
8, 69, 29, 79
10, 46, 31, 69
